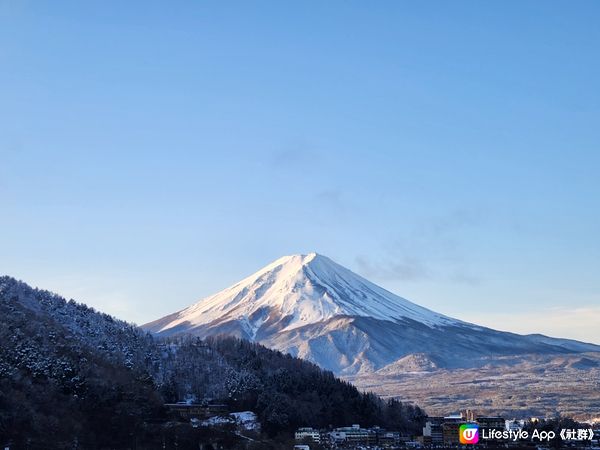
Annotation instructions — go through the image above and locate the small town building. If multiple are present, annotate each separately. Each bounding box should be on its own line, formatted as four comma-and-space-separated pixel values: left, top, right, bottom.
442, 414, 464, 446
331, 424, 371, 444
294, 427, 321, 443
422, 416, 444, 445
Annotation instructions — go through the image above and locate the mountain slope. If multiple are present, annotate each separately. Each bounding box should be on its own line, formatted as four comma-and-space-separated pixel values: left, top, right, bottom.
0, 275, 426, 447
144, 253, 600, 375
0, 276, 165, 448
144, 253, 457, 339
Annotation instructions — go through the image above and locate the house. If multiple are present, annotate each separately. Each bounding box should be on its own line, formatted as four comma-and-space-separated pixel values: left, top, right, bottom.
295, 427, 321, 443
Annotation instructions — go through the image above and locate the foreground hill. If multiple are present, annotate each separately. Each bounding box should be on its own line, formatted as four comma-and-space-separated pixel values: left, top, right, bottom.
0, 276, 424, 449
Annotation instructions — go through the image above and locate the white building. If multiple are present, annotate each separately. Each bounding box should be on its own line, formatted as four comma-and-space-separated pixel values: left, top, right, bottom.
330, 424, 370, 443
295, 427, 321, 443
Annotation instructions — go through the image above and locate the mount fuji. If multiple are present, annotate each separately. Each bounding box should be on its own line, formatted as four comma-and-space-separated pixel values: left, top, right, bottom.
143, 253, 600, 377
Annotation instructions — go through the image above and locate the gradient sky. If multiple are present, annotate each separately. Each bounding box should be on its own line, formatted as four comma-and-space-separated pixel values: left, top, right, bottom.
1, 1, 599, 343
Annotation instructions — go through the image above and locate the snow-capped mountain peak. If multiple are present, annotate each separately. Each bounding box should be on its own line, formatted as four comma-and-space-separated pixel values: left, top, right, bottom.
147, 253, 456, 339
143, 253, 600, 376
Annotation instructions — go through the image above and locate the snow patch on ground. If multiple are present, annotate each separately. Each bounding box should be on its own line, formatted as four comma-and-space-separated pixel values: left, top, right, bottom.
199, 411, 260, 431
230, 411, 260, 430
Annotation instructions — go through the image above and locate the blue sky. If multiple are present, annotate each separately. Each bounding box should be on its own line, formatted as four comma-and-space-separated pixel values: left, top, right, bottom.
1, 1, 599, 342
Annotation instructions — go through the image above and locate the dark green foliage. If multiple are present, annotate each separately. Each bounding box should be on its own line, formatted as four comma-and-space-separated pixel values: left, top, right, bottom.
0, 276, 425, 448
201, 336, 426, 435
0, 277, 166, 449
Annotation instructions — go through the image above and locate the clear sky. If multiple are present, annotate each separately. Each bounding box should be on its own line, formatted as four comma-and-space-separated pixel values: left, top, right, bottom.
1, 1, 599, 343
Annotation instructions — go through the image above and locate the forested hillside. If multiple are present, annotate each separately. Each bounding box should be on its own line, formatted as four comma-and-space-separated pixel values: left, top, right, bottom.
0, 276, 425, 449
164, 335, 426, 435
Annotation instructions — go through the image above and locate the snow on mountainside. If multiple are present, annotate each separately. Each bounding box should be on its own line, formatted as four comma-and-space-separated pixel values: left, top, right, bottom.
144, 253, 459, 337
143, 253, 600, 376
